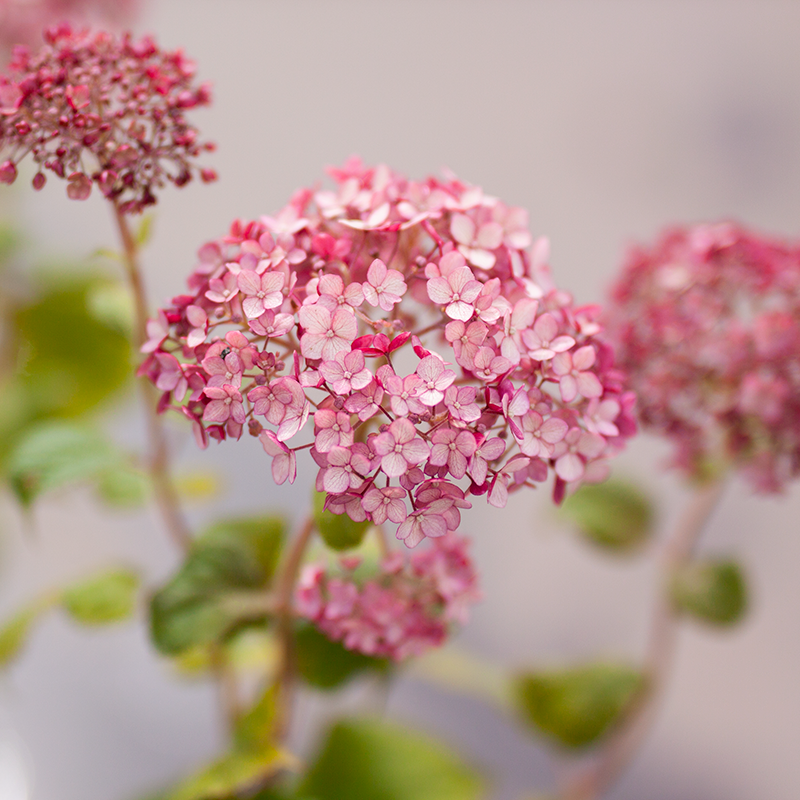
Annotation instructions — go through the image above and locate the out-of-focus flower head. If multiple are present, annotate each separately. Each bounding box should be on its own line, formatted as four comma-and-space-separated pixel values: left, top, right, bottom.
606, 221, 800, 491
0, 0, 139, 52
144, 159, 635, 546
295, 533, 481, 660
0, 23, 216, 213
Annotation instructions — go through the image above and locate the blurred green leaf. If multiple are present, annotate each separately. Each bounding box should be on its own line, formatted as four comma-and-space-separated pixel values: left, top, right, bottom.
7, 421, 119, 506
313, 491, 369, 551
295, 622, 390, 691
0, 275, 133, 472
166, 746, 289, 800
86, 280, 134, 338
299, 718, 483, 800
62, 568, 139, 625
671, 559, 747, 626
235, 684, 278, 751
13, 277, 132, 418
560, 479, 654, 553
150, 516, 285, 655
514, 663, 644, 749
203, 517, 286, 581
0, 601, 51, 666
96, 464, 149, 507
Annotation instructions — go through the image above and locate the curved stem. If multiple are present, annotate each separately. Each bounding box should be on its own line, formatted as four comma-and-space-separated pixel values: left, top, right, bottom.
271, 515, 316, 741
559, 478, 726, 800
111, 203, 192, 551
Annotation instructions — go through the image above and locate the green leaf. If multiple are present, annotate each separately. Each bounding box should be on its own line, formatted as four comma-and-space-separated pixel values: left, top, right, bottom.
203, 516, 286, 581
12, 276, 132, 420
0, 601, 50, 666
313, 491, 369, 551
86, 280, 134, 338
235, 684, 278, 751
560, 479, 654, 553
7, 421, 119, 506
95, 464, 149, 507
671, 559, 747, 626
514, 663, 645, 749
62, 568, 140, 625
295, 622, 390, 690
150, 516, 285, 655
166, 747, 289, 800
299, 718, 484, 800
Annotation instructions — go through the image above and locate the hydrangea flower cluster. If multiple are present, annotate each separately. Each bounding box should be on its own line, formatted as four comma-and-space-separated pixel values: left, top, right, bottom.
0, 0, 138, 51
144, 159, 635, 546
606, 222, 800, 491
295, 533, 480, 660
0, 23, 215, 212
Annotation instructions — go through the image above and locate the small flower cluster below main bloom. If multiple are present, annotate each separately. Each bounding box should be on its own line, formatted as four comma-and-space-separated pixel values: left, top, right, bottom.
0, 23, 215, 212
144, 160, 636, 546
606, 221, 800, 491
295, 533, 481, 661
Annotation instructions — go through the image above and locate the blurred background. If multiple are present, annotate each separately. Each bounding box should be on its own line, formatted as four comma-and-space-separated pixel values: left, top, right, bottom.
1, 1, 799, 799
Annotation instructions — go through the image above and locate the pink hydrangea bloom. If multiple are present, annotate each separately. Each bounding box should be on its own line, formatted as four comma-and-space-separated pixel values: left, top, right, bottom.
606, 221, 800, 491
145, 160, 635, 546
295, 534, 481, 661
0, 24, 215, 212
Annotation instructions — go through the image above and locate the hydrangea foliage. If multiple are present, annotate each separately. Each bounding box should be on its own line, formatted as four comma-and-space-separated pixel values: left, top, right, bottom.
295, 533, 481, 660
606, 222, 800, 491
0, 23, 215, 212
144, 160, 635, 546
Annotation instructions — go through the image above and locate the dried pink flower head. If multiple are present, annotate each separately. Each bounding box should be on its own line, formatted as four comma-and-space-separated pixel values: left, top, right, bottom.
0, 0, 139, 52
606, 221, 800, 491
295, 534, 481, 661
145, 159, 635, 546
0, 23, 215, 212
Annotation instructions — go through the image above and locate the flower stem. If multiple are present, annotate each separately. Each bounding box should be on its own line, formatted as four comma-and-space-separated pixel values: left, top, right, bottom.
271, 515, 316, 741
559, 478, 726, 800
111, 203, 192, 551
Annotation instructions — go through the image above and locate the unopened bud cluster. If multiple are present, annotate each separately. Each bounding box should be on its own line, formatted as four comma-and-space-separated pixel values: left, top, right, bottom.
0, 23, 215, 212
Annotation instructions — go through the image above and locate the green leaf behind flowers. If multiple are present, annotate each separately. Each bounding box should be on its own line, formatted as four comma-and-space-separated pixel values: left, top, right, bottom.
313, 491, 369, 551
514, 662, 645, 749
6, 420, 145, 507
62, 568, 140, 625
150, 516, 285, 655
560, 479, 654, 553
295, 622, 391, 690
671, 559, 747, 626
299, 718, 484, 800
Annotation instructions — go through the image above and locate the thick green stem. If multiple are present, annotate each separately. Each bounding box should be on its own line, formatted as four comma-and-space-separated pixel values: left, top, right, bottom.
559, 478, 726, 800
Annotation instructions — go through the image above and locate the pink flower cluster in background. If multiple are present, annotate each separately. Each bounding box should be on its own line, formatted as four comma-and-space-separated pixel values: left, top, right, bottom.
0, 0, 139, 52
606, 222, 800, 491
0, 23, 215, 212
144, 159, 636, 546
295, 534, 481, 660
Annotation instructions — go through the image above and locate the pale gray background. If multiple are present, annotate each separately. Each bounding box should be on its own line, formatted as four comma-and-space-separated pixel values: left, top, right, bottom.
1, 2, 799, 799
